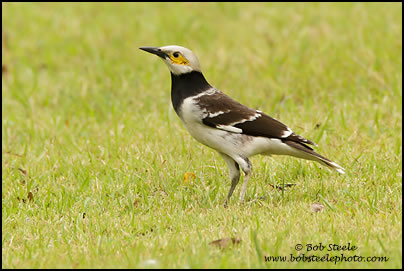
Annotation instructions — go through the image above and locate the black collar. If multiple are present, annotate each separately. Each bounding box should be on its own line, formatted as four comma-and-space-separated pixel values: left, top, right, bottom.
170, 71, 212, 114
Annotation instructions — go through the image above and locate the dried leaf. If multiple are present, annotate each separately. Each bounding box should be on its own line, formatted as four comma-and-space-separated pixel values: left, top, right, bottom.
311, 203, 325, 213
5, 151, 23, 157
27, 191, 33, 201
209, 237, 241, 249
183, 172, 196, 185
17, 197, 26, 203
18, 168, 27, 176
268, 183, 296, 191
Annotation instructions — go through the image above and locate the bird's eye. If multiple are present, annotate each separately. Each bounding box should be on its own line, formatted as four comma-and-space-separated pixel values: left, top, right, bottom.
173, 52, 179, 58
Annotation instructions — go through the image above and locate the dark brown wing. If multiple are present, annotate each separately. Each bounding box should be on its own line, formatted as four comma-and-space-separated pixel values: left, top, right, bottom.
196, 90, 317, 148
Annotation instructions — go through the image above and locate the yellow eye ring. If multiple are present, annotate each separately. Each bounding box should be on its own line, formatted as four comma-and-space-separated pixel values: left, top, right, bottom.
170, 52, 189, 65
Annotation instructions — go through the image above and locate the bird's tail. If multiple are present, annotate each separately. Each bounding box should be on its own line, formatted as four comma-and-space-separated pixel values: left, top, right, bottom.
312, 154, 346, 174
284, 140, 345, 174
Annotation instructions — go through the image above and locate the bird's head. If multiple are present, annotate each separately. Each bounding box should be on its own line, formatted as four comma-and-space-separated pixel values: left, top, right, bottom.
139, 45, 201, 75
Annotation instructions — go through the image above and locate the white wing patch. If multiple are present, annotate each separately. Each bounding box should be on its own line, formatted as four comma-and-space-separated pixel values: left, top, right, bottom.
192, 87, 218, 99
211, 112, 262, 134
281, 127, 293, 138
228, 112, 262, 126
216, 125, 243, 133
208, 110, 228, 118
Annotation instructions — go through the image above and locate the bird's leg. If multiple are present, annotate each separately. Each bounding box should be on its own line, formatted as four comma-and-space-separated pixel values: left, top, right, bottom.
238, 158, 252, 203
218, 153, 240, 207
239, 172, 250, 202
226, 163, 240, 203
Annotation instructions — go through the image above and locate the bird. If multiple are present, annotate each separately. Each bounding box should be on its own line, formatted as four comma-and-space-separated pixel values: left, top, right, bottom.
139, 45, 345, 205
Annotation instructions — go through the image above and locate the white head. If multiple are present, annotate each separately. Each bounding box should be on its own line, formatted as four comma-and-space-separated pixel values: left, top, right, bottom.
140, 45, 201, 75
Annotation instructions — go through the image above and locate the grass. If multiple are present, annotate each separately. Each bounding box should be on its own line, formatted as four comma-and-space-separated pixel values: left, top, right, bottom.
2, 2, 402, 269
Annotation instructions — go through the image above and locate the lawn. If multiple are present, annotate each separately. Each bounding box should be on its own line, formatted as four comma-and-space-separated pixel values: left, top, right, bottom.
2, 2, 402, 268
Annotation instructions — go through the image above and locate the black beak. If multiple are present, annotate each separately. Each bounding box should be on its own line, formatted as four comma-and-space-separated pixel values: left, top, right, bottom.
139, 47, 168, 59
